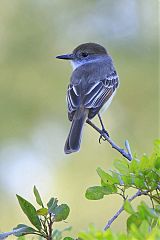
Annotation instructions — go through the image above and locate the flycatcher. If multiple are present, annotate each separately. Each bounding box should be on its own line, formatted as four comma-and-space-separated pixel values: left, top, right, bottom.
56, 43, 119, 154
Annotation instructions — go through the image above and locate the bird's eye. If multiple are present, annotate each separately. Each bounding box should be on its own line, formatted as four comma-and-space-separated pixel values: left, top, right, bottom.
81, 52, 88, 57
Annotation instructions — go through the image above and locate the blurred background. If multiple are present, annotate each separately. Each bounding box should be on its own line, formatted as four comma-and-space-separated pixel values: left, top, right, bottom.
0, 0, 159, 238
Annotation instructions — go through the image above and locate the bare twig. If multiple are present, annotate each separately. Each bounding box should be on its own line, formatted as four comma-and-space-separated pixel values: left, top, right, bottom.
86, 119, 132, 161
104, 190, 149, 231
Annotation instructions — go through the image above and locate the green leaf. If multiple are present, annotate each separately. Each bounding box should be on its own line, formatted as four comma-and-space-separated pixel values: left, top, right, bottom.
0, 224, 36, 240
129, 159, 140, 173
36, 208, 48, 216
97, 167, 115, 185
16, 195, 41, 230
146, 170, 159, 182
133, 176, 147, 189
13, 224, 37, 237
139, 220, 150, 237
85, 185, 117, 200
121, 175, 133, 186
155, 205, 160, 213
155, 169, 160, 177
52, 226, 72, 240
86, 187, 104, 200
17, 236, 26, 240
33, 186, 43, 207
47, 197, 56, 208
111, 171, 124, 185
155, 157, 160, 169
52, 229, 62, 240
123, 200, 134, 214
47, 197, 58, 213
114, 158, 129, 174
53, 204, 70, 222
63, 238, 74, 240
138, 202, 158, 220
139, 155, 150, 170
127, 213, 142, 231
154, 139, 160, 156
78, 225, 129, 239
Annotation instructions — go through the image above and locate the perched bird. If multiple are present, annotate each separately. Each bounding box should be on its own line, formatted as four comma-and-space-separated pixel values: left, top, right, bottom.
56, 43, 119, 154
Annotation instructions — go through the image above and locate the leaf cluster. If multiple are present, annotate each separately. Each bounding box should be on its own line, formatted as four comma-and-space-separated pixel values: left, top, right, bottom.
11, 186, 71, 239
86, 140, 160, 201
85, 140, 160, 238
0, 141, 160, 240
78, 222, 160, 240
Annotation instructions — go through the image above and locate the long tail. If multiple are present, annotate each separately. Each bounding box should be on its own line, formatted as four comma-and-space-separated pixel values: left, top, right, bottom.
64, 108, 88, 154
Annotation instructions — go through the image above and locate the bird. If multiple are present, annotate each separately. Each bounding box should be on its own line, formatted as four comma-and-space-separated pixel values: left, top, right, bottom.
56, 43, 119, 154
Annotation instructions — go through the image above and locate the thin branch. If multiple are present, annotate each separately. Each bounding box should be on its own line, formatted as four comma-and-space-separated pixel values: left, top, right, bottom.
86, 119, 132, 161
104, 189, 148, 231
47, 213, 54, 240
40, 218, 48, 236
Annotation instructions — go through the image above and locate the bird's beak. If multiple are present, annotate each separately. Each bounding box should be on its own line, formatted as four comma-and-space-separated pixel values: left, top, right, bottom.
56, 53, 74, 60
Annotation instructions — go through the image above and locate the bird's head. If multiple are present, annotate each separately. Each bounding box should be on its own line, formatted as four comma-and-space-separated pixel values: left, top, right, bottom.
56, 43, 108, 69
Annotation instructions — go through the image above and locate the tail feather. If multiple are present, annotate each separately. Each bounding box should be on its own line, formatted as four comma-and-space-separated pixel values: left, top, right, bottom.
64, 109, 88, 154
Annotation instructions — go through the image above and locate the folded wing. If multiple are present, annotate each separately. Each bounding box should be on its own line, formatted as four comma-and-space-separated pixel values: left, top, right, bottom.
67, 70, 119, 120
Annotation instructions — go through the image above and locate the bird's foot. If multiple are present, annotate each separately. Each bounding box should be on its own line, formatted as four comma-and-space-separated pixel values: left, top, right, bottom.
99, 128, 109, 144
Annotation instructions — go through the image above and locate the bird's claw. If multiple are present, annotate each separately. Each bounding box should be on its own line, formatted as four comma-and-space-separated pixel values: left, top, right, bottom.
99, 129, 109, 144
99, 135, 106, 144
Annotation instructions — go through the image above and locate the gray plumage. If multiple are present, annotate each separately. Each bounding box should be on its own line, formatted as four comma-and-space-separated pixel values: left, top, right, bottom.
56, 43, 119, 154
